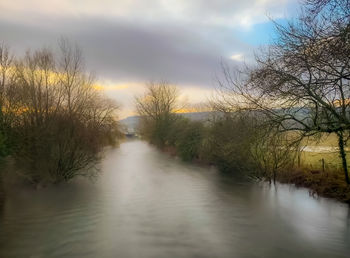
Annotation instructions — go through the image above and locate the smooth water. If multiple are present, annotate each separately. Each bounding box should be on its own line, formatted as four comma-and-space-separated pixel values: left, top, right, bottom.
0, 140, 349, 258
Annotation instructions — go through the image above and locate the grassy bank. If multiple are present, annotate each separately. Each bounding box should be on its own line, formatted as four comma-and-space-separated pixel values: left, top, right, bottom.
135, 82, 350, 204
163, 140, 350, 203
281, 148, 350, 202
278, 167, 350, 203
161, 142, 350, 203
268, 134, 348, 203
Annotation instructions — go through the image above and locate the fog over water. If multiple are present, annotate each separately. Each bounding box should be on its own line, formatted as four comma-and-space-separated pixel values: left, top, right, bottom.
0, 140, 349, 258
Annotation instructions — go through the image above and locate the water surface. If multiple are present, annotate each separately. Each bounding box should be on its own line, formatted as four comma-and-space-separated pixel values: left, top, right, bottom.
0, 140, 349, 257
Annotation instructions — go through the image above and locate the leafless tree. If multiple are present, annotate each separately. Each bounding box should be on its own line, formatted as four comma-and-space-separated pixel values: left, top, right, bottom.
135, 81, 182, 147
0, 44, 12, 108
250, 127, 298, 183
0, 44, 18, 128
218, 1, 350, 184
0, 41, 121, 185
135, 81, 181, 118
304, 0, 350, 21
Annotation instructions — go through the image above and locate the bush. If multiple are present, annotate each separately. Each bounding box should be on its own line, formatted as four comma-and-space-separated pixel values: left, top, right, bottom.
202, 115, 257, 174
0, 131, 8, 158
175, 119, 205, 161
0, 41, 121, 185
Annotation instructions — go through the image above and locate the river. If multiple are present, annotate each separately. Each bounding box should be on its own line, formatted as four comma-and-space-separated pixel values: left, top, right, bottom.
0, 140, 349, 258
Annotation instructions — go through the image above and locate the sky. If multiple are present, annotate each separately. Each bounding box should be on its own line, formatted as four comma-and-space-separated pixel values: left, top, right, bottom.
0, 0, 299, 118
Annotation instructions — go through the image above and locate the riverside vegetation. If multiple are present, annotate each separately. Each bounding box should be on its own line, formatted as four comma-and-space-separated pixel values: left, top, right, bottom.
0, 39, 121, 200
135, 0, 350, 203
1, 0, 349, 205
135, 83, 350, 203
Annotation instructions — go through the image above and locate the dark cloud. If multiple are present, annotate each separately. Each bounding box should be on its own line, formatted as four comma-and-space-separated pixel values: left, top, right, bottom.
0, 16, 252, 87
0, 0, 298, 117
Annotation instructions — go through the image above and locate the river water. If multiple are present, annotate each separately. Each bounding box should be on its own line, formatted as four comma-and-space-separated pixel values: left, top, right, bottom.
0, 140, 349, 258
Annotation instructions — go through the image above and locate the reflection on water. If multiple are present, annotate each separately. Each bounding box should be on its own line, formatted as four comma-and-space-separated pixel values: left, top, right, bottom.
0, 140, 349, 258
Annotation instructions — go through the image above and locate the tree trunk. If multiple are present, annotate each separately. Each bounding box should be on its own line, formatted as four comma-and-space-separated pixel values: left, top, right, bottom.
337, 132, 350, 184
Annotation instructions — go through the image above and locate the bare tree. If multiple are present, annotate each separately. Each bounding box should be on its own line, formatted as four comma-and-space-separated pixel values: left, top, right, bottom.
0, 44, 12, 109
135, 81, 181, 147
57, 38, 96, 116
14, 49, 59, 127
0, 41, 121, 185
250, 127, 298, 183
0, 44, 17, 129
218, 1, 350, 184
304, 0, 350, 21
135, 81, 181, 118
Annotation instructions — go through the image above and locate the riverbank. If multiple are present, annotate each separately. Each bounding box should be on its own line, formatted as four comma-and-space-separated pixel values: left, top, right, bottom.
162, 144, 350, 204
278, 168, 350, 204
1, 140, 349, 258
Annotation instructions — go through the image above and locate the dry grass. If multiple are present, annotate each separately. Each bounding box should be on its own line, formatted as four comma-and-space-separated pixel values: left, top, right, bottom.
278, 167, 350, 203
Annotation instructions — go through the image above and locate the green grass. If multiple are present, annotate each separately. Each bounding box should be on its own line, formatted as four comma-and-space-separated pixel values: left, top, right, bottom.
278, 132, 350, 203
300, 133, 339, 147
287, 132, 349, 170
298, 151, 346, 171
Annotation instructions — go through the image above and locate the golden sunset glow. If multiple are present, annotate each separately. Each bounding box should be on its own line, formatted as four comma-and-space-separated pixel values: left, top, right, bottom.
93, 83, 130, 91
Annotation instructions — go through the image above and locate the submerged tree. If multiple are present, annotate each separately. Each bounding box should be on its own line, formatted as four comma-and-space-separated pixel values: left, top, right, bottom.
0, 41, 121, 185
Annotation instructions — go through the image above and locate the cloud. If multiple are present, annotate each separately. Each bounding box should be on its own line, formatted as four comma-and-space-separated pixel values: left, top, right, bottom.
230, 54, 244, 62
0, 0, 298, 117
0, 16, 254, 87
0, 0, 297, 28
0, 1, 297, 87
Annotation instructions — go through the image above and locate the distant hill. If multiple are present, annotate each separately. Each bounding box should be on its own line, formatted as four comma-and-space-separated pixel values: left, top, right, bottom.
119, 108, 311, 134
119, 116, 140, 133
119, 112, 216, 133
180, 112, 215, 121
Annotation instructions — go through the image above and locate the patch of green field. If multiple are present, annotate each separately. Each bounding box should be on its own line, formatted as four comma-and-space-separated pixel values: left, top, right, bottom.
301, 133, 339, 147
284, 132, 349, 171
286, 131, 340, 147
298, 151, 346, 171
280, 132, 350, 203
